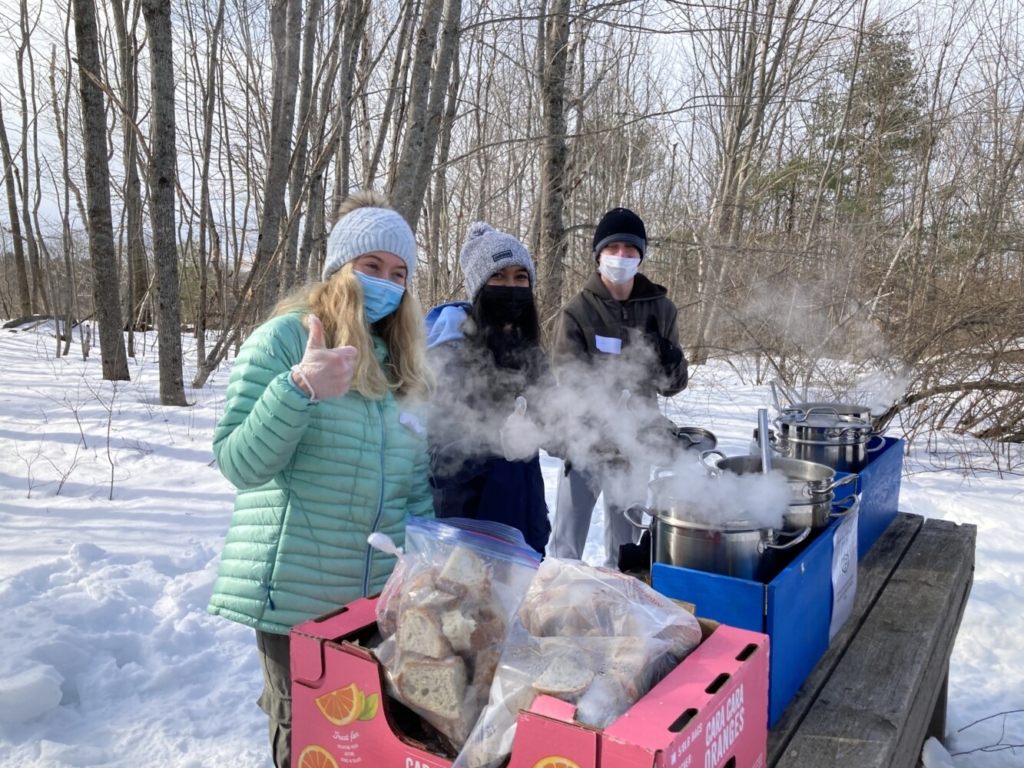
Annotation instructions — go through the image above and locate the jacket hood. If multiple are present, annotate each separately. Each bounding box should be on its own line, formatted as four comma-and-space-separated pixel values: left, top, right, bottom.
583, 270, 667, 302
425, 302, 472, 348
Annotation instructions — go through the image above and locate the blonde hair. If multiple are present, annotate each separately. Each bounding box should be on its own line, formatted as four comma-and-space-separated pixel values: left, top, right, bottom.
272, 191, 434, 401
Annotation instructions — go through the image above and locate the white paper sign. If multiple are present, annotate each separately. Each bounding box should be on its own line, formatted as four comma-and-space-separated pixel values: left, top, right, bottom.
595, 335, 622, 354
829, 504, 859, 641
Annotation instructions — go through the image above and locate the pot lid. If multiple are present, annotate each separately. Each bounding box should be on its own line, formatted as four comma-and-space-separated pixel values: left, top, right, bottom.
777, 406, 872, 430
649, 507, 770, 533
673, 426, 718, 453
713, 454, 837, 484
785, 400, 870, 414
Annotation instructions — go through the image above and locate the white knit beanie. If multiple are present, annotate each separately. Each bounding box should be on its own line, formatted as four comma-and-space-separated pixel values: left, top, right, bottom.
459, 222, 536, 302
322, 207, 418, 282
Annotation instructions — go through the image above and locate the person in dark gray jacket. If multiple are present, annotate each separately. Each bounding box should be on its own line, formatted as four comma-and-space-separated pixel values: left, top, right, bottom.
548, 207, 688, 568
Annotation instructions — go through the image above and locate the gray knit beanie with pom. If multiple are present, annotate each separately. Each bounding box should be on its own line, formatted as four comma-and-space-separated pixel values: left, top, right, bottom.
458, 222, 536, 302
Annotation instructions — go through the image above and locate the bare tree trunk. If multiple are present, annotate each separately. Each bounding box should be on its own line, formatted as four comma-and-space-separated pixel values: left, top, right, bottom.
51, 32, 83, 356
250, 0, 303, 314
282, 0, 323, 291
17, 0, 48, 314
71, 0, 130, 380
389, 0, 462, 230
362, 0, 414, 193
332, 0, 370, 214
110, 0, 152, 348
0, 102, 31, 316
537, 0, 569, 316
426, 49, 459, 304
140, 0, 187, 405
690, 0, 816, 364
297, 14, 338, 282
192, 0, 226, 377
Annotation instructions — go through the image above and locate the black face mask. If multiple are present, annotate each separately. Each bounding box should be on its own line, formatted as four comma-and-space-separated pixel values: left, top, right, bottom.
469, 285, 540, 370
477, 285, 535, 325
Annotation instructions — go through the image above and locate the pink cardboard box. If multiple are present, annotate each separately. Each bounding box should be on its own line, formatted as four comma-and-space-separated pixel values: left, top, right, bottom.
291, 596, 768, 768
600, 621, 769, 768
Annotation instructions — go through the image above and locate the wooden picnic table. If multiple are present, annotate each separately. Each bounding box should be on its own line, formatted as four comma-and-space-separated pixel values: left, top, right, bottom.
767, 512, 976, 768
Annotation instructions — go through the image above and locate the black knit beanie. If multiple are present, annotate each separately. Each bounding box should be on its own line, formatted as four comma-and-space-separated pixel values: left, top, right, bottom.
592, 207, 647, 261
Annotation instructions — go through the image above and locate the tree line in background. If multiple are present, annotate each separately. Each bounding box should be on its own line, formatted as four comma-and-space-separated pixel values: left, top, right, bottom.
0, 0, 1022, 456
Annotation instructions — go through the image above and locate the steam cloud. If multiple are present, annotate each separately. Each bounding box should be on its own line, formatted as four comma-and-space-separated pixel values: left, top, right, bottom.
427, 332, 793, 531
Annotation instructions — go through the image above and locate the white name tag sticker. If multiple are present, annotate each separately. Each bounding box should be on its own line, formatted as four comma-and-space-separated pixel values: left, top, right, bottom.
829, 504, 859, 641
595, 335, 622, 354
399, 412, 425, 434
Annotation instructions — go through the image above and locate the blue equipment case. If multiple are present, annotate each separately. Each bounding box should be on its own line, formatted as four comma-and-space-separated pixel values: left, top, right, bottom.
651, 436, 905, 726
855, 436, 904, 558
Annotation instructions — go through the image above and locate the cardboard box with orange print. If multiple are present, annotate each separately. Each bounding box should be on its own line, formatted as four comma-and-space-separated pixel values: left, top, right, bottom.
290, 595, 769, 768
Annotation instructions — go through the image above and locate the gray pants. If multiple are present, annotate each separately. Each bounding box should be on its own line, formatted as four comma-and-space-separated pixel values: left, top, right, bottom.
256, 630, 291, 768
549, 463, 640, 569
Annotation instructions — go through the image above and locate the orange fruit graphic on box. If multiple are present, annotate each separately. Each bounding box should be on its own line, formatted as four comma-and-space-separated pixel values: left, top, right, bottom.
315, 682, 365, 726
298, 744, 339, 768
532, 758, 581, 768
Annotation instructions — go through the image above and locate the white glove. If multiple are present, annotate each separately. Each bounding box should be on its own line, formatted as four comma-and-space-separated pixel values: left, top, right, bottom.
500, 396, 544, 462
290, 314, 358, 401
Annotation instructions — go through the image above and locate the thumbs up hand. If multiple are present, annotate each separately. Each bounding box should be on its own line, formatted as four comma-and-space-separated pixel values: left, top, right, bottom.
290, 314, 358, 401
500, 396, 544, 461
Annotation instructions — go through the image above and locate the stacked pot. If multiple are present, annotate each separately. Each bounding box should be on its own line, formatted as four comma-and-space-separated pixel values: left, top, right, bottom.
625, 467, 811, 583
770, 402, 886, 474
703, 453, 857, 533
626, 402, 880, 582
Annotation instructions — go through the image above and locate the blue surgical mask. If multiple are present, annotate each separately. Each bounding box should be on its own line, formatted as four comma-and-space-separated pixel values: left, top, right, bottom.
354, 270, 406, 323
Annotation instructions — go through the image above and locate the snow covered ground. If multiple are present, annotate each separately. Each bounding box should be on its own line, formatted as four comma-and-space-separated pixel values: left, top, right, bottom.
0, 321, 1021, 767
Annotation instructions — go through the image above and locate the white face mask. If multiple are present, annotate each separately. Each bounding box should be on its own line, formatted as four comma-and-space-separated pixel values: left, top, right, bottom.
598, 255, 640, 285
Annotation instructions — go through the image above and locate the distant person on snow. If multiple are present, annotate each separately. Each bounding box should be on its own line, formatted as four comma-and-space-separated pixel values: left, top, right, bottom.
206, 190, 435, 768
424, 223, 558, 554
547, 207, 688, 569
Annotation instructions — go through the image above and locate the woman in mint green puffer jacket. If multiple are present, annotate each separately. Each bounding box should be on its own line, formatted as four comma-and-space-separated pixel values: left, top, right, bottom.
207, 191, 434, 768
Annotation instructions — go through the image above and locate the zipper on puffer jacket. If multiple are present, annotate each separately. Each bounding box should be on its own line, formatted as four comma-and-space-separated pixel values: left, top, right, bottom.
362, 400, 387, 596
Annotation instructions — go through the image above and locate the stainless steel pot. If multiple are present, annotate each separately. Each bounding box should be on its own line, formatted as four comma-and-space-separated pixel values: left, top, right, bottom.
774, 406, 886, 473
624, 504, 809, 581
700, 452, 858, 531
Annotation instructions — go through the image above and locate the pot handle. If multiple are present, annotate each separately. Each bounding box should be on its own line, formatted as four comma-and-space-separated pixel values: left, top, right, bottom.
803, 406, 843, 421
830, 495, 860, 519
759, 526, 811, 552
624, 504, 651, 530
671, 429, 703, 447
699, 449, 727, 474
822, 471, 859, 495
652, 467, 676, 481
866, 434, 887, 453
835, 425, 874, 441
770, 434, 792, 457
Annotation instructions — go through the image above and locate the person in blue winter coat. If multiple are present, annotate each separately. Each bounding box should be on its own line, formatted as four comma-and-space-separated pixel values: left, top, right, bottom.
424, 223, 556, 554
